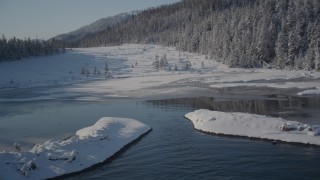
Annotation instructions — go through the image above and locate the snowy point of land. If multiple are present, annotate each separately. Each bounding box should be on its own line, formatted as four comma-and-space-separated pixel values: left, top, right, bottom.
297, 88, 320, 96
185, 109, 320, 146
0, 117, 151, 180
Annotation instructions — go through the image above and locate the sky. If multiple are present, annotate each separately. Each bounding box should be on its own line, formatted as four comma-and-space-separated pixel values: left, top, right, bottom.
0, 0, 180, 40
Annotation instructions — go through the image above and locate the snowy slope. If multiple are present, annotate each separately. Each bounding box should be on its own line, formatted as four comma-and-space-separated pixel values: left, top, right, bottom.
185, 109, 320, 146
0, 117, 151, 180
54, 12, 133, 42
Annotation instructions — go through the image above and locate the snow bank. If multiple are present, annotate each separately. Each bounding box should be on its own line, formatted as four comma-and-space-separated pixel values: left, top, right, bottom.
0, 117, 151, 180
185, 109, 320, 146
297, 88, 320, 96
210, 82, 320, 90
206, 68, 320, 91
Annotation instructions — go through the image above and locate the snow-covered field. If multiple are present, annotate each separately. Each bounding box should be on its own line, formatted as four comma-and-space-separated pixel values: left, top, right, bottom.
0, 117, 151, 179
185, 109, 320, 146
1, 44, 319, 100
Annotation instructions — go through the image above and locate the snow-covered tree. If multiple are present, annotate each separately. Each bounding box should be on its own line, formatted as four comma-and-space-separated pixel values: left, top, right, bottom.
182, 61, 192, 70
81, 66, 86, 75
104, 62, 109, 75
93, 66, 97, 76
174, 64, 178, 71
315, 43, 320, 71
153, 54, 168, 69
160, 53, 168, 68
275, 31, 288, 69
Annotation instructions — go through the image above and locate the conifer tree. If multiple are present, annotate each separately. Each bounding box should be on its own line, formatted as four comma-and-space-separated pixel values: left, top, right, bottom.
104, 62, 109, 75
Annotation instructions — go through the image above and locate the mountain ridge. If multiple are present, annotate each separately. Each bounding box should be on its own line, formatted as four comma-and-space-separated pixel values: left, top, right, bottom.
54, 12, 136, 43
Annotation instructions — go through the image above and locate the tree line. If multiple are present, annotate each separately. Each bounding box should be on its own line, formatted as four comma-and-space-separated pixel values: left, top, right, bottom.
0, 35, 66, 62
72, 0, 320, 71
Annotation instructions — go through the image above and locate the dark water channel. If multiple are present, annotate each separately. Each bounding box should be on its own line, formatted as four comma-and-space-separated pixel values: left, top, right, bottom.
146, 95, 320, 124
71, 95, 320, 180
1, 93, 320, 179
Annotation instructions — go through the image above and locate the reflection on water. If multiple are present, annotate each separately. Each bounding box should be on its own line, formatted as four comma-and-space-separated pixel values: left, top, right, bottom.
0, 100, 134, 151
146, 95, 320, 123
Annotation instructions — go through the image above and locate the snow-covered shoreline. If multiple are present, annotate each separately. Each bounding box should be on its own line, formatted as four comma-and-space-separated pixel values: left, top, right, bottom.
185, 109, 320, 146
1, 44, 320, 100
0, 117, 151, 180
297, 88, 320, 96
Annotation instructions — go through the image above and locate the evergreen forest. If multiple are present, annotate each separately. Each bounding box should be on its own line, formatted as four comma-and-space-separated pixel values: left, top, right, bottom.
73, 0, 320, 70
2, 0, 320, 71
0, 36, 65, 62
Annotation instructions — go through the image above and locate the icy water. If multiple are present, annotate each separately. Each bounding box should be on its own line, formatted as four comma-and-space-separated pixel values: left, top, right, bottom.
1, 92, 320, 179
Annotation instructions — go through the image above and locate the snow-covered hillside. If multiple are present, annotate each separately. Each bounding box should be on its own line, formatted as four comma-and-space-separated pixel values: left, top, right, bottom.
0, 44, 320, 100
54, 12, 134, 42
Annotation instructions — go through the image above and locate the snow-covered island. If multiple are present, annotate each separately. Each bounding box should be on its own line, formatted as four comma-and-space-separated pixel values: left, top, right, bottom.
0, 117, 151, 180
185, 109, 320, 146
